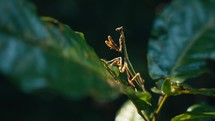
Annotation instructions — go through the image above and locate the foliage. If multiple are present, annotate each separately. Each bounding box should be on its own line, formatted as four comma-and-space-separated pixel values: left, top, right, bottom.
171, 104, 215, 121
148, 0, 215, 83
0, 0, 215, 121
146, 0, 215, 120
0, 0, 117, 100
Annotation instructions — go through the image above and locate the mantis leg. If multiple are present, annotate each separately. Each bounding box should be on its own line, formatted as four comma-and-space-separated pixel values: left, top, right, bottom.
105, 27, 124, 52
107, 57, 136, 87
129, 72, 145, 90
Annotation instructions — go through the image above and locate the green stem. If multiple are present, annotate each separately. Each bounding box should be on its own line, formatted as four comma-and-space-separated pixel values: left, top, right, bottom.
121, 31, 144, 91
142, 111, 150, 121
152, 95, 168, 121
121, 31, 135, 75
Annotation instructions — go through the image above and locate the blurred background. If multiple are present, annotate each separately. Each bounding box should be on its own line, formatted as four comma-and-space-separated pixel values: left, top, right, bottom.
1, 0, 215, 121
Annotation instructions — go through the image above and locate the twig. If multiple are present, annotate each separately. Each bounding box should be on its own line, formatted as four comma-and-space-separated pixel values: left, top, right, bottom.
152, 95, 168, 121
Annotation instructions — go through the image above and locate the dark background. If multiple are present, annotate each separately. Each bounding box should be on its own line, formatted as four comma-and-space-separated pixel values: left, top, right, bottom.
1, 0, 215, 121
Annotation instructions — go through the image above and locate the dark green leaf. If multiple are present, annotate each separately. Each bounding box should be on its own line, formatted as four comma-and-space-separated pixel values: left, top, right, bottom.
161, 79, 215, 96
101, 59, 152, 114
101, 60, 152, 119
124, 87, 152, 117
171, 104, 215, 121
0, 0, 117, 99
151, 87, 162, 94
148, 0, 215, 82
126, 89, 151, 107
115, 100, 145, 121
187, 104, 215, 113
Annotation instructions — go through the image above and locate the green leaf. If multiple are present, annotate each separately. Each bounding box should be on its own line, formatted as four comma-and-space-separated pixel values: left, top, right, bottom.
148, 0, 215, 82
0, 0, 117, 99
101, 60, 152, 117
125, 88, 152, 107
124, 87, 152, 120
115, 100, 145, 121
161, 78, 172, 95
161, 79, 215, 96
171, 104, 215, 121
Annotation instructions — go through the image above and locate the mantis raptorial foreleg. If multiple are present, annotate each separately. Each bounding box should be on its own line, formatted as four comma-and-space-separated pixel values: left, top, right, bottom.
105, 27, 124, 52
106, 57, 135, 87
105, 35, 122, 52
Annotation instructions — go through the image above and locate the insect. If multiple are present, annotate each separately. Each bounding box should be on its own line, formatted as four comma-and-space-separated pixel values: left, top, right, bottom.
101, 26, 145, 92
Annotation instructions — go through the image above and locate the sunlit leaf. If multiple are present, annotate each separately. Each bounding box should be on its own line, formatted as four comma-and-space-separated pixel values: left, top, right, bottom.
171, 104, 215, 121
115, 100, 145, 121
148, 0, 215, 82
0, 0, 117, 99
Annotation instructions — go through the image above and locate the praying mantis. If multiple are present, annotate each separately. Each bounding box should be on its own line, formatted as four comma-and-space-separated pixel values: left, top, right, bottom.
101, 27, 152, 121
101, 26, 146, 92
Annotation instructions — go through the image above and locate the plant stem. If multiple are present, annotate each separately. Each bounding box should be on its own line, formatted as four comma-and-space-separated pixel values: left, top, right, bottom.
142, 111, 150, 121
121, 30, 136, 76
156, 95, 168, 114
120, 29, 145, 91
152, 95, 168, 121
